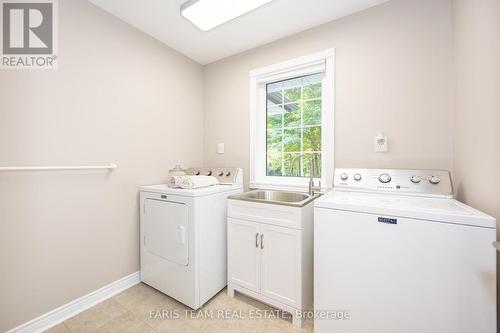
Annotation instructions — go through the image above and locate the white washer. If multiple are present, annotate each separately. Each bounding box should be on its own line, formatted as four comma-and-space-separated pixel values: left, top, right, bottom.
314, 168, 496, 333
140, 167, 243, 309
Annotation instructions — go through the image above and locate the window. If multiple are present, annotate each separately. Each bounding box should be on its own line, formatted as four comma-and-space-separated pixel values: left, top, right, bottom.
266, 73, 323, 178
250, 49, 335, 191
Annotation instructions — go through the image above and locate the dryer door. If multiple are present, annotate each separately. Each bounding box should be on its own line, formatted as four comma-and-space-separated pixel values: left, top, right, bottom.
144, 199, 189, 266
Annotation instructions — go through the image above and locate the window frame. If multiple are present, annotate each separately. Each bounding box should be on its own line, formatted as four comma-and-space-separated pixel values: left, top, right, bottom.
249, 49, 335, 191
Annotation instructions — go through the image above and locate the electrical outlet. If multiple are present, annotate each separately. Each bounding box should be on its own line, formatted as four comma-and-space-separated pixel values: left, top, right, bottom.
374, 132, 387, 152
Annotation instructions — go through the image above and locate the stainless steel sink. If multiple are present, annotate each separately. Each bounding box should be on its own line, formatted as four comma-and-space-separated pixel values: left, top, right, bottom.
228, 190, 320, 207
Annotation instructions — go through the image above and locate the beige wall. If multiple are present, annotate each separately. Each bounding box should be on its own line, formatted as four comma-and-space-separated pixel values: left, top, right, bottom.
452, 0, 500, 222
0, 0, 204, 331
452, 1, 500, 324
4, 0, 499, 330
203, 0, 454, 188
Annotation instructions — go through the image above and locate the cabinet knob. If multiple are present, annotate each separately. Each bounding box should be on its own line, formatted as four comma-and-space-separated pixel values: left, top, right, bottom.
260, 234, 264, 249
255, 233, 259, 248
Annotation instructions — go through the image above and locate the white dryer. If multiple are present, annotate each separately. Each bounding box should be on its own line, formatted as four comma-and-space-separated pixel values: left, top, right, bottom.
314, 168, 496, 333
140, 167, 243, 309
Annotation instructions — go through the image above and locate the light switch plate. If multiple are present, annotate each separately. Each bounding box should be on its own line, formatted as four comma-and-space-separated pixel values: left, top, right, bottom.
218, 143, 225, 154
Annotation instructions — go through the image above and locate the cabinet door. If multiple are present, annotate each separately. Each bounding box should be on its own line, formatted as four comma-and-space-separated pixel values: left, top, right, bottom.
228, 218, 261, 293
260, 224, 301, 308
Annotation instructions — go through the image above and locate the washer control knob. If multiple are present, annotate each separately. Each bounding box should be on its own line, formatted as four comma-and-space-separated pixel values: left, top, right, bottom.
378, 173, 391, 183
225, 171, 231, 176
410, 175, 422, 184
353, 173, 362, 181
340, 173, 349, 181
205, 171, 212, 176
429, 176, 441, 185
217, 171, 224, 176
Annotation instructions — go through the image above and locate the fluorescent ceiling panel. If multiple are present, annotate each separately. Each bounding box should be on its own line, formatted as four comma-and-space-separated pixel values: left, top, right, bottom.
181, 0, 273, 31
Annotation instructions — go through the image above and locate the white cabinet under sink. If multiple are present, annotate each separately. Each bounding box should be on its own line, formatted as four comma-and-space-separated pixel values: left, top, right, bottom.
227, 198, 313, 327
227, 219, 261, 292
260, 223, 301, 308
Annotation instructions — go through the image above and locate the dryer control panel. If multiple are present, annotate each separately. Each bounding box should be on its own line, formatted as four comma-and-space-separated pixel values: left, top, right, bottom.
186, 167, 243, 185
334, 168, 453, 198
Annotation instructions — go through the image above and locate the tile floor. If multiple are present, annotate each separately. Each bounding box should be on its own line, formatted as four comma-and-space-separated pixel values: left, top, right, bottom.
43, 283, 313, 333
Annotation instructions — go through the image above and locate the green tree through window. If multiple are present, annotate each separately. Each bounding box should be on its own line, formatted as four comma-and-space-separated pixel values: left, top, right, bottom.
266, 73, 322, 178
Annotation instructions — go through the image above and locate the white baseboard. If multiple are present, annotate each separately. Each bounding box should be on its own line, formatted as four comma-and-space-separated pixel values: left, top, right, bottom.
6, 271, 141, 333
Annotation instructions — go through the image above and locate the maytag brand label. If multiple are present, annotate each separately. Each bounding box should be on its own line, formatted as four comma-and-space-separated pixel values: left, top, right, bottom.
378, 217, 397, 224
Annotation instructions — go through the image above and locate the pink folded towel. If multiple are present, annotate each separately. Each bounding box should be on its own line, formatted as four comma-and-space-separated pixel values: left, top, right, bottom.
176, 175, 219, 189
167, 175, 219, 189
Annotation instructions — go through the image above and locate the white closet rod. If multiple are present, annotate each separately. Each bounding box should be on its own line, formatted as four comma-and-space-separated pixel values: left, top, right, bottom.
0, 164, 117, 171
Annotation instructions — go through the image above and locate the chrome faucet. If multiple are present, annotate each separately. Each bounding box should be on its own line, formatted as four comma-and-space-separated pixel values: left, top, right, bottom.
289, 154, 321, 195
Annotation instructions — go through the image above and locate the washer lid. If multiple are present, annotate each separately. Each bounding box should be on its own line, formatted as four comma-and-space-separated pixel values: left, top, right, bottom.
140, 184, 243, 197
314, 190, 495, 228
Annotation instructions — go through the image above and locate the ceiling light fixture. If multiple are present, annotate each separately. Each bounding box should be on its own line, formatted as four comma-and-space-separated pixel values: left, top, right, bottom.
180, 0, 273, 32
